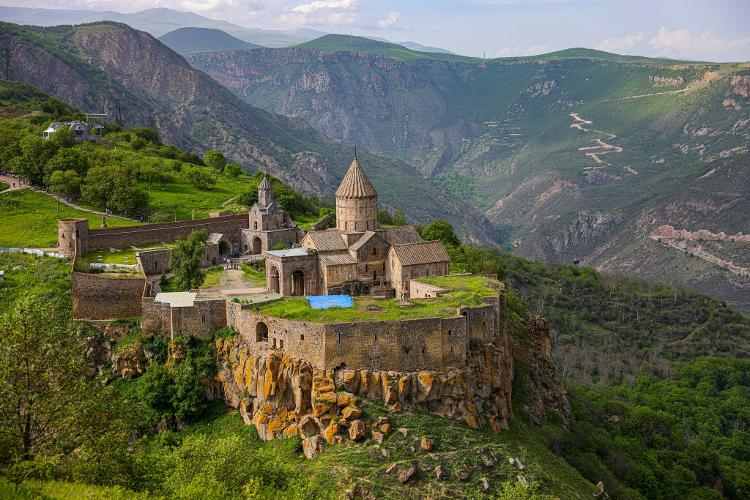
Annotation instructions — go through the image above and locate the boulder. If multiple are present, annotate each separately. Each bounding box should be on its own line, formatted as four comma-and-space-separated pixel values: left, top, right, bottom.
398, 462, 418, 484
298, 415, 320, 438
420, 437, 434, 452
479, 477, 490, 491
341, 406, 362, 420
379, 423, 391, 434
302, 435, 325, 459
323, 422, 340, 444
435, 464, 445, 480
349, 419, 366, 441
371, 431, 384, 445
398, 427, 409, 437
337, 391, 357, 407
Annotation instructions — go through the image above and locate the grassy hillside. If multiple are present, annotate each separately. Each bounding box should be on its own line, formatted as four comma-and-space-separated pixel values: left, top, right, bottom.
297, 34, 476, 62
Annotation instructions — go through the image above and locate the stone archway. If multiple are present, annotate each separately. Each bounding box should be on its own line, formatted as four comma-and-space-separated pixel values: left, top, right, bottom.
255, 322, 268, 342
269, 267, 280, 293
292, 270, 305, 296
219, 240, 231, 256
252, 236, 262, 255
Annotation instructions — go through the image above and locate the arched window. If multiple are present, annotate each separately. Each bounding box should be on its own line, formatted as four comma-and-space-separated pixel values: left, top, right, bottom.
256, 322, 268, 342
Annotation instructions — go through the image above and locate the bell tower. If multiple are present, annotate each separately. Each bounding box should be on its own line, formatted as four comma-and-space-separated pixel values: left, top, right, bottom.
335, 151, 378, 233
258, 175, 273, 206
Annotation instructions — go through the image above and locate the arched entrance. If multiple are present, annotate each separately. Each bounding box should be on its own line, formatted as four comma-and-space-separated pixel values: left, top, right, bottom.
292, 270, 305, 296
255, 322, 268, 342
219, 240, 231, 256
269, 267, 280, 293
252, 236, 262, 255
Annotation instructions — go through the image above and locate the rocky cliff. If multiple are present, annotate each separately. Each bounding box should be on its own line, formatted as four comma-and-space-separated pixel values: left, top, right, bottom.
213, 313, 569, 453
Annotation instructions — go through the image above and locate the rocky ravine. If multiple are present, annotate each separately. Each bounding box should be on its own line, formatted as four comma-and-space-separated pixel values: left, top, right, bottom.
213, 316, 569, 455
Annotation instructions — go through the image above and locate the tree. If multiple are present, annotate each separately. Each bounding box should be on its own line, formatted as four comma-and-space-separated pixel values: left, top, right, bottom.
130, 136, 147, 151
169, 230, 207, 291
49, 169, 81, 214
420, 219, 461, 247
183, 166, 216, 190
44, 147, 90, 179
204, 150, 226, 172
224, 163, 243, 178
12, 135, 58, 184
81, 165, 148, 216
0, 292, 88, 458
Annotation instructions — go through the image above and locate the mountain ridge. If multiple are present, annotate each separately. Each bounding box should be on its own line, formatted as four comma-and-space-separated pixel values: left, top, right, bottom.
0, 20, 496, 245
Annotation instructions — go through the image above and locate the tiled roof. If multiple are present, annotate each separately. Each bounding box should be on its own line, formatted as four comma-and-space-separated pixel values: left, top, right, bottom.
349, 231, 377, 252
305, 230, 348, 251
391, 241, 451, 266
259, 176, 272, 190
378, 226, 423, 245
335, 157, 377, 199
319, 252, 358, 266
207, 232, 225, 243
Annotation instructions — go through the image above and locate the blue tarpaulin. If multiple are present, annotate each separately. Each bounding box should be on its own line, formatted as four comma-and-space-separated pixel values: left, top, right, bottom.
307, 295, 353, 309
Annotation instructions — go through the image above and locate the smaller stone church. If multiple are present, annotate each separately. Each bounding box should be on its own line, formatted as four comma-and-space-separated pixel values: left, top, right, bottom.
241, 176, 302, 255
264, 155, 451, 298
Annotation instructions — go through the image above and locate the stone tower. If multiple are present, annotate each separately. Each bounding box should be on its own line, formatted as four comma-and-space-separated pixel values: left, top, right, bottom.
58, 218, 90, 258
258, 176, 273, 206
335, 153, 377, 233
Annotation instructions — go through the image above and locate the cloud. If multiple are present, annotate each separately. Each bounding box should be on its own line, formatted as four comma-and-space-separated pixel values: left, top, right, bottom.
376, 11, 399, 29
595, 27, 750, 61
495, 44, 554, 57
597, 31, 646, 53
290, 0, 353, 14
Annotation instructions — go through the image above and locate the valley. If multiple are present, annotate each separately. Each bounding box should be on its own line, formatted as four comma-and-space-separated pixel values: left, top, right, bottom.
186, 38, 750, 312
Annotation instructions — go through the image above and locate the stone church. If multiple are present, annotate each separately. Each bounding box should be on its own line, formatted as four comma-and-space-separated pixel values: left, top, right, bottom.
265, 154, 450, 298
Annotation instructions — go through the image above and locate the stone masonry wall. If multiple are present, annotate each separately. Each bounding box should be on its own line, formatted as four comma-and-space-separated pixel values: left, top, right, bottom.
72, 271, 146, 320
171, 299, 227, 338
84, 214, 248, 251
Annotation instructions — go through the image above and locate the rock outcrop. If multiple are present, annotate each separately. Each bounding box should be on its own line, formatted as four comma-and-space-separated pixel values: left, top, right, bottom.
213, 311, 569, 451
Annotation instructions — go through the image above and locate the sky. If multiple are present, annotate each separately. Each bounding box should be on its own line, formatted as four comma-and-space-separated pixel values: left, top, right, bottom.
6, 0, 750, 61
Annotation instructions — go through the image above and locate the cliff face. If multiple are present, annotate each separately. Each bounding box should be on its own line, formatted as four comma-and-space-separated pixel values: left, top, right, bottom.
213, 313, 568, 448
0, 22, 495, 245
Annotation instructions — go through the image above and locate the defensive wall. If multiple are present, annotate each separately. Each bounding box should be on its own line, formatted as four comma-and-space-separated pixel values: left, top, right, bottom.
221, 291, 505, 373
72, 268, 147, 320
59, 214, 248, 258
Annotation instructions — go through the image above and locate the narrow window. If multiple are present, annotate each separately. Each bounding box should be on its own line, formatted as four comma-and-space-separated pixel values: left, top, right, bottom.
422, 346, 425, 354
372, 248, 377, 256
75, 230, 80, 238
300, 334, 304, 341
337, 332, 342, 345
272, 338, 277, 349
201, 313, 206, 324
448, 329, 452, 336
280, 339, 284, 349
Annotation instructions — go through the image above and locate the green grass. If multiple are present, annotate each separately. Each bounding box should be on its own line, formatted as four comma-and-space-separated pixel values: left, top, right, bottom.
0, 478, 149, 499
200, 266, 225, 289
417, 274, 500, 296
0, 181, 8, 191
0, 189, 137, 248
240, 262, 266, 283
78, 244, 171, 267
253, 286, 494, 323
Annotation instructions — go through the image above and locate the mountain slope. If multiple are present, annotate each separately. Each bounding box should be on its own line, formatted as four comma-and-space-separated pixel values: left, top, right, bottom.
0, 21, 495, 244
158, 27, 260, 54
187, 44, 750, 312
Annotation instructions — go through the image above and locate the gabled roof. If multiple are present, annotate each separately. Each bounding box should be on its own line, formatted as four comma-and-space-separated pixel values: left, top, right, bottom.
335, 156, 377, 199
319, 252, 358, 267
349, 231, 378, 252
207, 232, 225, 244
390, 241, 451, 266
304, 230, 348, 252
377, 226, 423, 245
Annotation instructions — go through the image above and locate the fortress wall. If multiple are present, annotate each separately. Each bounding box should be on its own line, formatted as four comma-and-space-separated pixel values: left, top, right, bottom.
171, 299, 227, 338
72, 271, 146, 320
85, 214, 248, 251
137, 249, 172, 276
323, 316, 468, 372
141, 296, 170, 336
226, 303, 327, 368
460, 303, 497, 344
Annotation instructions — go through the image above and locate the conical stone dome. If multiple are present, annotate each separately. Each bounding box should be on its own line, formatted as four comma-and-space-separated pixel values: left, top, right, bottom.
335, 157, 377, 199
